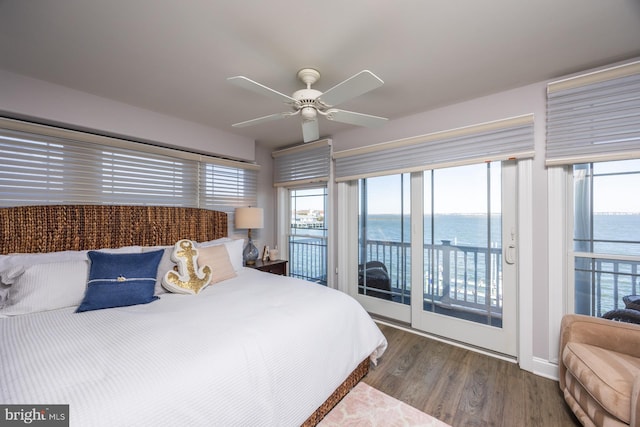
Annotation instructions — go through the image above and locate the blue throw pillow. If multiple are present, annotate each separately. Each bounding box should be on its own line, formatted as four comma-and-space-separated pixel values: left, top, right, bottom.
76, 249, 164, 313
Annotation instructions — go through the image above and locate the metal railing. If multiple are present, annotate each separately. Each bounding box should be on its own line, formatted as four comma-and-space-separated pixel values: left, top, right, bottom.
289, 235, 327, 285
575, 256, 640, 316
360, 239, 503, 319
288, 236, 640, 322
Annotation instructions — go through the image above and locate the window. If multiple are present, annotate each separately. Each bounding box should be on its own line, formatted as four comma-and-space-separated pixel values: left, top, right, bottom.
572, 159, 640, 316
424, 162, 504, 327
200, 164, 258, 212
0, 118, 258, 210
358, 174, 411, 303
273, 139, 332, 286
289, 187, 328, 285
546, 60, 640, 319
99, 149, 196, 205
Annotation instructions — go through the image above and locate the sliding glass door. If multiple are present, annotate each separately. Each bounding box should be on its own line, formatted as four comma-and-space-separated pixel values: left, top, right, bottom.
356, 174, 411, 322
350, 161, 518, 356
414, 161, 517, 356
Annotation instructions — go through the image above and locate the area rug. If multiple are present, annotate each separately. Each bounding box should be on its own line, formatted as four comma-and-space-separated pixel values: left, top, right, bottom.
318, 382, 450, 426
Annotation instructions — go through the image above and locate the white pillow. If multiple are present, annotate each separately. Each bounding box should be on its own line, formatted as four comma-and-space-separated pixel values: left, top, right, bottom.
0, 260, 89, 316
0, 245, 143, 272
226, 239, 245, 272
197, 237, 232, 247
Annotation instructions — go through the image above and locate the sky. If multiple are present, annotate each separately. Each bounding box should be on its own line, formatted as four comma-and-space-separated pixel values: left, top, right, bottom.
290, 159, 640, 215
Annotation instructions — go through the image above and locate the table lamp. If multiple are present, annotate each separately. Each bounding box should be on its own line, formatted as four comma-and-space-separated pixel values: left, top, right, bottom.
235, 207, 264, 265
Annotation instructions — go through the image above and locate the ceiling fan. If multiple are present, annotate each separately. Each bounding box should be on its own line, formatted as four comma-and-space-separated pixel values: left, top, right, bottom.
227, 68, 387, 143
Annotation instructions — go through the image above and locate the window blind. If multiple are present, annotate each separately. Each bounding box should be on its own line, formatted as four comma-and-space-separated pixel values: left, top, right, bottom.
199, 164, 258, 212
0, 117, 259, 209
333, 115, 534, 182
546, 60, 640, 166
272, 139, 332, 186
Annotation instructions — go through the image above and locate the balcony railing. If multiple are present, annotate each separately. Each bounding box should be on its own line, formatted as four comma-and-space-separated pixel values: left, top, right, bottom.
289, 236, 640, 323
361, 239, 503, 325
289, 235, 327, 285
575, 256, 640, 317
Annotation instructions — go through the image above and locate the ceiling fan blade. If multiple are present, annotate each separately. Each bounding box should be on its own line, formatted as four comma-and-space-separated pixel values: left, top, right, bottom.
232, 112, 294, 128
301, 120, 319, 143
325, 109, 388, 127
318, 70, 384, 107
227, 76, 296, 104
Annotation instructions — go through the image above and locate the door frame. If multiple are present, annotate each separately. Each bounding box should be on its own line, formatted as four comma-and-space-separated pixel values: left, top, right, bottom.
411, 162, 517, 357
338, 159, 534, 362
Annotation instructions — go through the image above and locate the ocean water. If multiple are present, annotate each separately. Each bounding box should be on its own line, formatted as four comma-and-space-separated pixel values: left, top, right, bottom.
359, 213, 640, 314
365, 213, 640, 256
290, 214, 640, 311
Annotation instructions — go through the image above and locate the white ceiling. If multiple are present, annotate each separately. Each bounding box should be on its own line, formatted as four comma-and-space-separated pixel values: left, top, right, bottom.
1, 0, 639, 150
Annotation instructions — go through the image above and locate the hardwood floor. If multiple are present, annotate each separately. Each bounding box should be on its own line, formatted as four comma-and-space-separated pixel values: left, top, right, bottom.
363, 323, 581, 427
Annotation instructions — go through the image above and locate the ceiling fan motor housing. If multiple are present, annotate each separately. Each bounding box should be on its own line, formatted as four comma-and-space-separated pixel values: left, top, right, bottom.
292, 88, 324, 120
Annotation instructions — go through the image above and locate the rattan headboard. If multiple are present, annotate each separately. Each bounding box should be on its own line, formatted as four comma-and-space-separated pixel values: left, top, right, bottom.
0, 205, 228, 255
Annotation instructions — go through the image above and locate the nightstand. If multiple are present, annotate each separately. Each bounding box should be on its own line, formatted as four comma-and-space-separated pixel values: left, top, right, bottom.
246, 259, 288, 276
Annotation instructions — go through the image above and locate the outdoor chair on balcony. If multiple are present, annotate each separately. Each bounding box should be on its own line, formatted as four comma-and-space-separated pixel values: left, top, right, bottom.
602, 295, 640, 324
358, 261, 392, 300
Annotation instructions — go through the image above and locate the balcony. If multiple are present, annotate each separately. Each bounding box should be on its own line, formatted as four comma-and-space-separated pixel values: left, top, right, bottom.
289, 234, 327, 285
575, 256, 640, 317
290, 237, 640, 324
360, 239, 504, 327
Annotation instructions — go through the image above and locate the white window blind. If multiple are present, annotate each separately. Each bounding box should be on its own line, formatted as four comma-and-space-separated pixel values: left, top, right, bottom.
272, 139, 332, 186
546, 60, 640, 166
0, 118, 259, 209
333, 115, 534, 182
200, 163, 258, 212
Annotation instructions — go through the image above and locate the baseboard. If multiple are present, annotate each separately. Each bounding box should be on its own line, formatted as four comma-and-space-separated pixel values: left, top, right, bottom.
532, 357, 559, 381
375, 317, 561, 382
374, 318, 517, 364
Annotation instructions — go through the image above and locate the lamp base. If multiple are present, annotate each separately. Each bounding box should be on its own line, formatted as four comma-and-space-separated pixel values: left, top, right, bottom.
243, 238, 259, 265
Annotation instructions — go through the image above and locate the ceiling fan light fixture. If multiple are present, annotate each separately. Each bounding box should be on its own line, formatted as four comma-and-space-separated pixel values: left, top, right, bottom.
300, 106, 316, 121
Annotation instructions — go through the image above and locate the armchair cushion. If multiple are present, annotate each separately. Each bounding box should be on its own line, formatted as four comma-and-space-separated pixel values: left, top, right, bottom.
560, 314, 640, 427
563, 342, 640, 424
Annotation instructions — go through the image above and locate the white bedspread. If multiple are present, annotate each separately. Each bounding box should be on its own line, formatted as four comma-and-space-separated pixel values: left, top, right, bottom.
0, 268, 387, 426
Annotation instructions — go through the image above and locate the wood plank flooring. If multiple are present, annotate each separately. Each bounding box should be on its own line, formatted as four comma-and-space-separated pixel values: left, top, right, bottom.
363, 323, 581, 427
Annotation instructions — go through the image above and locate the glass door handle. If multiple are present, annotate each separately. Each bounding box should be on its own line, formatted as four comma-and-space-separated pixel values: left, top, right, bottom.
505, 244, 516, 264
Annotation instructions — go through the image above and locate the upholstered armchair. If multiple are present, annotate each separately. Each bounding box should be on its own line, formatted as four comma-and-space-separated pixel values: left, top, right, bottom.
559, 314, 640, 427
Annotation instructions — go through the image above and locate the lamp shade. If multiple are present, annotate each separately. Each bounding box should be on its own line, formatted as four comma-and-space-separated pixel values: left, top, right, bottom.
235, 207, 264, 229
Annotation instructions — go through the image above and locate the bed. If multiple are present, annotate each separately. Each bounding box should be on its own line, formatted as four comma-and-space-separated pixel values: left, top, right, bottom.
0, 205, 387, 426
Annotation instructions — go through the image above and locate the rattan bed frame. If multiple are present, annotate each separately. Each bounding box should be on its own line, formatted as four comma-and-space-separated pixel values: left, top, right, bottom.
0, 204, 368, 425
0, 205, 227, 254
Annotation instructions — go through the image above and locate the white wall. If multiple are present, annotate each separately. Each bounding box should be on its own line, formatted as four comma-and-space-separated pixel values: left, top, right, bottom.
0, 69, 255, 161
253, 143, 277, 252
330, 82, 552, 365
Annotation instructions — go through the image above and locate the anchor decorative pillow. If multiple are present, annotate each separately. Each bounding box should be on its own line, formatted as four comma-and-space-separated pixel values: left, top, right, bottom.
162, 239, 212, 295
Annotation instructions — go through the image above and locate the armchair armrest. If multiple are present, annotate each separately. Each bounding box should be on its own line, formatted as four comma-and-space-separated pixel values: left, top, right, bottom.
559, 314, 640, 389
